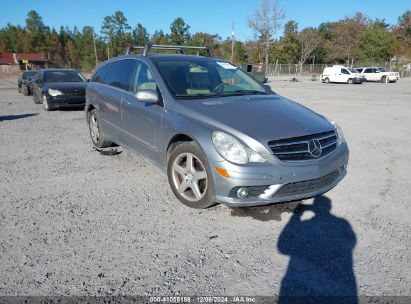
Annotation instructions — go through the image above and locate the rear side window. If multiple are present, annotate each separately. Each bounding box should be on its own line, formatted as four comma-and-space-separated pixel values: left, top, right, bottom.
92, 63, 111, 84
105, 59, 137, 91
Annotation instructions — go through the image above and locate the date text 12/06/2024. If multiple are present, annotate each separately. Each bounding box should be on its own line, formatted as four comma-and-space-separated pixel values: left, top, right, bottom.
149, 296, 257, 303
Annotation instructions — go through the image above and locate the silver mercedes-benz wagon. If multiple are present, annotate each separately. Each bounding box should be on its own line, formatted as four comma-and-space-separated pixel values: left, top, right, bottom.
85, 45, 349, 208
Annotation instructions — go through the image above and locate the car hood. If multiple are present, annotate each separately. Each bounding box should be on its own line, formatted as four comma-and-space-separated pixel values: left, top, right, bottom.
175, 94, 334, 144
44, 82, 88, 91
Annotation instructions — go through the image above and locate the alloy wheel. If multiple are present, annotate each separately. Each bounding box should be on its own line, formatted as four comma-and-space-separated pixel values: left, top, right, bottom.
90, 114, 100, 143
172, 152, 208, 202
42, 95, 49, 110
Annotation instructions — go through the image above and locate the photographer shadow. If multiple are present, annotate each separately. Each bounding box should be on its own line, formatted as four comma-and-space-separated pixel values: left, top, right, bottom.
277, 196, 357, 304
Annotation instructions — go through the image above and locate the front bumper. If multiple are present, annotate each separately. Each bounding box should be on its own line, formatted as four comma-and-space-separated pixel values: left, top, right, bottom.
211, 143, 349, 207
353, 77, 364, 84
49, 95, 85, 108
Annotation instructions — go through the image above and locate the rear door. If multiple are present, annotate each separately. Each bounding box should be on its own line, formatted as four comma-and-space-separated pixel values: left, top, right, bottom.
98, 59, 135, 140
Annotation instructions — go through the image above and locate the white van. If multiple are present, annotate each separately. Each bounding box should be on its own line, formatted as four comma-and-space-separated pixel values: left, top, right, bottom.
321, 65, 364, 84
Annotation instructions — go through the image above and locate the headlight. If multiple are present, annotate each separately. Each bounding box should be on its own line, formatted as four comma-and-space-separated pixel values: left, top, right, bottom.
212, 131, 265, 164
48, 88, 63, 96
328, 119, 346, 144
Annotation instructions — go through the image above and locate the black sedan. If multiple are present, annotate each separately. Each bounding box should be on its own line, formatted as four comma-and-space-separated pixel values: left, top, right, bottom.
32, 69, 88, 111
18, 70, 37, 96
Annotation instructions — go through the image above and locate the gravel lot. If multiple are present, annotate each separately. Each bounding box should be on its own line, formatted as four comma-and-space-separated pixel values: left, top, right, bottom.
0, 75, 410, 298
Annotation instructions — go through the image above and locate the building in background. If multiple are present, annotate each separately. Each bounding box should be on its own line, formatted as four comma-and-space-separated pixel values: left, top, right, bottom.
0, 53, 48, 73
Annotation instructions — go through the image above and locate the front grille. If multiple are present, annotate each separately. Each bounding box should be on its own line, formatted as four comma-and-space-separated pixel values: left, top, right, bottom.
268, 131, 337, 161
62, 90, 85, 96
273, 170, 340, 199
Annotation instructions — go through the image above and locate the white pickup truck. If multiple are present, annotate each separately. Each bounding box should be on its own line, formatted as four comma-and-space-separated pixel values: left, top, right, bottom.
356, 67, 397, 83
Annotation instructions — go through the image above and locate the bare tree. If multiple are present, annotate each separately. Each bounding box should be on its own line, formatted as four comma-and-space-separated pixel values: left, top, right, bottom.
248, 0, 284, 74
297, 28, 321, 73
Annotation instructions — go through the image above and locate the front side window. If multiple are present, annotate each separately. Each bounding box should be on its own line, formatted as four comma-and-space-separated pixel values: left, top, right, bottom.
45, 71, 86, 83
128, 62, 158, 94
341, 69, 350, 75
152, 58, 267, 99
364, 68, 372, 73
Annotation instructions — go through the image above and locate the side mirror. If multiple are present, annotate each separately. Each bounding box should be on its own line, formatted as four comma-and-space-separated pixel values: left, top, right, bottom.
136, 90, 158, 104
263, 77, 269, 83
375, 70, 380, 73
263, 84, 271, 91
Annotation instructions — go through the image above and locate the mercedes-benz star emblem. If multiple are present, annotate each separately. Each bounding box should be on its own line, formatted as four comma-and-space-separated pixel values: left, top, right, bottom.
308, 139, 322, 158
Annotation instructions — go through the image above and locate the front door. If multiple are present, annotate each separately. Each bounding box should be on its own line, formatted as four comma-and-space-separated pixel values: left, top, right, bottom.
121, 61, 165, 161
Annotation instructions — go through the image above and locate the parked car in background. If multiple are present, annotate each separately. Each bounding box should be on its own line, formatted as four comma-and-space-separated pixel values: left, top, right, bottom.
85, 45, 349, 209
17, 70, 37, 96
32, 69, 88, 111
356, 67, 397, 83
321, 65, 364, 84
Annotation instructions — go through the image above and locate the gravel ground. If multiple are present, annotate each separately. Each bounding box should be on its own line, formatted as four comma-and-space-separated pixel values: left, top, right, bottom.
0, 75, 410, 298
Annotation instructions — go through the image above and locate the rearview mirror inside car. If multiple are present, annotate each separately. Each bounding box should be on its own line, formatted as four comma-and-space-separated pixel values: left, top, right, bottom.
136, 90, 158, 104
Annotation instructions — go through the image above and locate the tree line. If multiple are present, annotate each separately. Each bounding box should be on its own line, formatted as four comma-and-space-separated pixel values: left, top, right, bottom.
0, 4, 410, 72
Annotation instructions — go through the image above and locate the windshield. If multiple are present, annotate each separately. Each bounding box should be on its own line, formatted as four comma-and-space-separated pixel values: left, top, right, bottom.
22, 71, 37, 79
152, 58, 267, 99
44, 71, 86, 83
377, 67, 386, 72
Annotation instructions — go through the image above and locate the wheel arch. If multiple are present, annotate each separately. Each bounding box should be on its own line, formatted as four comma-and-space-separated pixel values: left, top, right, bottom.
166, 133, 195, 162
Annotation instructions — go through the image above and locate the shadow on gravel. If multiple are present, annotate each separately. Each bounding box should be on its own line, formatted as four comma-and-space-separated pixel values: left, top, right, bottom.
55, 107, 85, 111
277, 196, 357, 304
229, 201, 300, 221
0, 113, 38, 121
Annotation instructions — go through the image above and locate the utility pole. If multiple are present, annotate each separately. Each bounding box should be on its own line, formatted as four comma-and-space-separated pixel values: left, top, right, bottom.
93, 28, 98, 66
231, 22, 235, 63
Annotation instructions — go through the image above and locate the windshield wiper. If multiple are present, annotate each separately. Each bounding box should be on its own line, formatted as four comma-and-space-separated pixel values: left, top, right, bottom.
175, 93, 217, 99
175, 90, 267, 99
232, 90, 266, 95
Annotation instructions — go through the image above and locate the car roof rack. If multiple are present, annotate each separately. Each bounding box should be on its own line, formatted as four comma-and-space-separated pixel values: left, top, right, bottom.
125, 44, 214, 57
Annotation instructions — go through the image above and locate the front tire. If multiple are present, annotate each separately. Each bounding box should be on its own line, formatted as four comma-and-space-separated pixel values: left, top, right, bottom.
167, 142, 215, 209
42, 94, 52, 111
87, 109, 113, 148
347, 78, 353, 84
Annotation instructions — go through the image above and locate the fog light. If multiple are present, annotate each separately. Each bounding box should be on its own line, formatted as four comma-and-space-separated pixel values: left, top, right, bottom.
237, 187, 249, 198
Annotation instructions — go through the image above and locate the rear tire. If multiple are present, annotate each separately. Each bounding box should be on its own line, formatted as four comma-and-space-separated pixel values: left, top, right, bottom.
18, 85, 21, 93
33, 93, 41, 104
167, 142, 215, 209
22, 85, 29, 96
324, 78, 330, 84
87, 109, 113, 148
381, 76, 386, 83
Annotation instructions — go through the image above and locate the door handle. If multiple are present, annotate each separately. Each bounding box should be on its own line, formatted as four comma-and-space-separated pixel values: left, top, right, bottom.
122, 97, 131, 105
